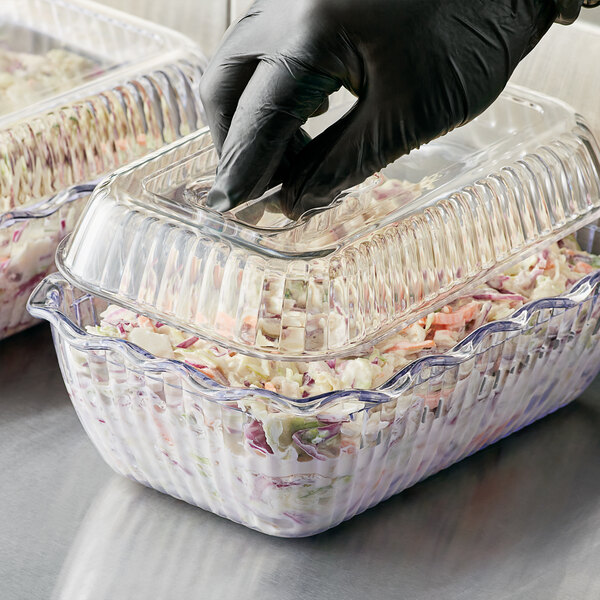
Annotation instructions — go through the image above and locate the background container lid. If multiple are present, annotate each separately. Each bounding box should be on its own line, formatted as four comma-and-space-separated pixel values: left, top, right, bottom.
0, 0, 206, 213
57, 85, 600, 360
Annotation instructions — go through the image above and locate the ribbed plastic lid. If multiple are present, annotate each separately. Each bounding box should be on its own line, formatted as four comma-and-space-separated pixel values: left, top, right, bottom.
57, 85, 600, 359
0, 0, 206, 212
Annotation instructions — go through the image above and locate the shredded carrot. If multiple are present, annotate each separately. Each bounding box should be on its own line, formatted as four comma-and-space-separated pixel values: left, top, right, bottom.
213, 264, 224, 286
383, 340, 435, 353
137, 315, 154, 329
243, 315, 258, 328
424, 396, 441, 410
575, 261, 595, 274
431, 312, 465, 326
431, 301, 479, 326
216, 311, 236, 335
435, 323, 464, 332
151, 414, 174, 446
264, 382, 277, 392
198, 315, 209, 325
431, 302, 479, 328
372, 471, 386, 490
200, 368, 216, 380
456, 301, 480, 322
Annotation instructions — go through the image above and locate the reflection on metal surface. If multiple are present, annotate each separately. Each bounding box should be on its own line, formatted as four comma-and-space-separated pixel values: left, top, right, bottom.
50, 396, 600, 600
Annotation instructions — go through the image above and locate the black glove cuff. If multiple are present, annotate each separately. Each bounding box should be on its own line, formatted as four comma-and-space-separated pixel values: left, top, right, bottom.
555, 0, 600, 24
555, 0, 582, 25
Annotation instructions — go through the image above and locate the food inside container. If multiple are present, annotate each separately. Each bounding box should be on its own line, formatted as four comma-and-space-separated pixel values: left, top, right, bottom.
0, 27, 101, 122
0, 185, 93, 339
0, 0, 206, 339
85, 233, 600, 399
29, 85, 600, 537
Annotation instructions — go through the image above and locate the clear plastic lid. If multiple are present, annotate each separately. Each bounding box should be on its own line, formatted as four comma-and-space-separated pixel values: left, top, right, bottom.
0, 0, 202, 123
57, 85, 600, 359
0, 0, 206, 212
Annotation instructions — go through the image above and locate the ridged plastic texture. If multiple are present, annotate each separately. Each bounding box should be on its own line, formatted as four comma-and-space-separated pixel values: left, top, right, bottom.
28, 225, 600, 537
57, 86, 600, 360
0, 0, 206, 339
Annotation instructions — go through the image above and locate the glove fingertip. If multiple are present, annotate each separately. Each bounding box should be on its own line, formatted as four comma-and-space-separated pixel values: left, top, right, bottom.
205, 184, 235, 213
280, 176, 335, 220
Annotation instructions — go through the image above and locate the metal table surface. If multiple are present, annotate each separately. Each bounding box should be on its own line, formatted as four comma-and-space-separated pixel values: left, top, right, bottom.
1, 324, 599, 600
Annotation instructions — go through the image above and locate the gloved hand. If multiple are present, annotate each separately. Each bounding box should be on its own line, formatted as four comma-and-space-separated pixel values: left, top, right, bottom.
200, 0, 557, 219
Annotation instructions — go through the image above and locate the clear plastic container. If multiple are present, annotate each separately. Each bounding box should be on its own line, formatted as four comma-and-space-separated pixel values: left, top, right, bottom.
0, 0, 206, 339
57, 85, 600, 359
28, 81, 600, 536
29, 223, 600, 537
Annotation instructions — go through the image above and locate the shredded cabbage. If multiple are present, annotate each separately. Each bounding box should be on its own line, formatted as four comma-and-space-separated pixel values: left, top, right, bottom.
88, 238, 599, 400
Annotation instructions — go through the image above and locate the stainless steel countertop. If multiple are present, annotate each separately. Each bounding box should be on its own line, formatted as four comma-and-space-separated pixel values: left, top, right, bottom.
1, 324, 599, 600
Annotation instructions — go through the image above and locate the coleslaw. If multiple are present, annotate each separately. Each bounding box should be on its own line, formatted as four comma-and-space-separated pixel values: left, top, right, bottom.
0, 47, 95, 123
0, 198, 85, 338
89, 235, 600, 399
0, 47, 97, 212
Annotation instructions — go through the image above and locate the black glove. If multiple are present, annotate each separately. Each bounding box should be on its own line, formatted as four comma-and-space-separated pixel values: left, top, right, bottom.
200, 0, 557, 219
557, 0, 600, 24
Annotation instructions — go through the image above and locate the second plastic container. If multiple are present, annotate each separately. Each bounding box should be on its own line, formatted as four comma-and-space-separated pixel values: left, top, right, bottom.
0, 0, 207, 339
